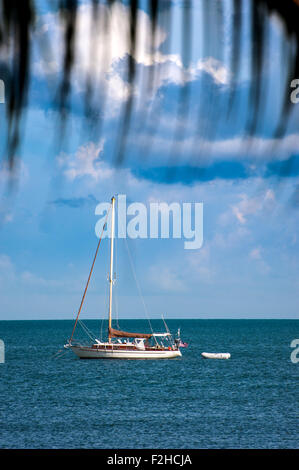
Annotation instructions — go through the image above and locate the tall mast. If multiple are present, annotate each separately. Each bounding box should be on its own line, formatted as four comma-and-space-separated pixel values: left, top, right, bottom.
108, 196, 115, 342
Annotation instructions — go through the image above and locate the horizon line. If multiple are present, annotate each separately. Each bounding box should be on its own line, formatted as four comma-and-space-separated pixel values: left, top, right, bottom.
0, 317, 298, 321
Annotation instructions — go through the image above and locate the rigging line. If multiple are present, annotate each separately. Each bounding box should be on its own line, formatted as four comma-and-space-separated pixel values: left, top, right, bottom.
113, 219, 120, 329
161, 315, 174, 346
78, 318, 96, 337
100, 315, 103, 342
100, 315, 105, 342
100, 269, 110, 341
100, 231, 111, 341
115, 198, 120, 329
116, 199, 154, 333
80, 319, 97, 338
78, 320, 96, 341
69, 205, 111, 343
114, 284, 120, 329
100, 286, 108, 341
123, 235, 158, 345
162, 314, 170, 334
50, 349, 64, 359
53, 350, 69, 360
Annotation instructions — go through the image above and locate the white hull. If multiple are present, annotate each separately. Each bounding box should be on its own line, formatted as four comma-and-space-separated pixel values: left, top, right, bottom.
71, 345, 182, 360
201, 352, 231, 359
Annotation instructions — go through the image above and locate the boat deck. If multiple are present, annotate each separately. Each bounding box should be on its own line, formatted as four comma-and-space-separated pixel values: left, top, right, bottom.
91, 344, 176, 352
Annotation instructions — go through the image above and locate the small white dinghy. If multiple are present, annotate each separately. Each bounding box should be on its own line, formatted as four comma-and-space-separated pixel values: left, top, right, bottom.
201, 352, 231, 360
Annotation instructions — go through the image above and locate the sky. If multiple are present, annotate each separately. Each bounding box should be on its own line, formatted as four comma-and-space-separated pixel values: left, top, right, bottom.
0, 0, 299, 320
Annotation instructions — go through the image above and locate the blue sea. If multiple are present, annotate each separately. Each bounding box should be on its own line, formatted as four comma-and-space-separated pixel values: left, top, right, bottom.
0, 319, 298, 449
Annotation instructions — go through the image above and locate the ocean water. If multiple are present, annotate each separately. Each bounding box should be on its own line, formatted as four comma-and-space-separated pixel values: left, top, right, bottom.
0, 319, 298, 449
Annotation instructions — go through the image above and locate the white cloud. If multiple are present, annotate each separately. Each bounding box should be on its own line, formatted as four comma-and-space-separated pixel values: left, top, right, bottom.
265, 188, 275, 202
20, 270, 63, 289
186, 243, 215, 282
34, 2, 231, 109
0, 253, 87, 295
35, 4, 165, 98
132, 131, 299, 164
0, 254, 15, 281
0, 203, 14, 225
249, 247, 270, 274
230, 189, 276, 225
0, 159, 29, 185
249, 247, 262, 260
144, 56, 231, 94
194, 57, 231, 86
148, 265, 187, 292
207, 134, 299, 161
57, 138, 150, 189
57, 140, 114, 181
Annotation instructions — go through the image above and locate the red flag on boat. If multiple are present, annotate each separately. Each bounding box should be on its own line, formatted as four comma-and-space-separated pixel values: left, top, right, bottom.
179, 341, 188, 348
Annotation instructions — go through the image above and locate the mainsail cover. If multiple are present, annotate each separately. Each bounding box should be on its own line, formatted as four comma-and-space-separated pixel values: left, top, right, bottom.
109, 327, 152, 339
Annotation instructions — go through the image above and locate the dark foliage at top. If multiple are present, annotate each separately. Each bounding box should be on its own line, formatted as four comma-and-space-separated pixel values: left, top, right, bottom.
0, 0, 299, 171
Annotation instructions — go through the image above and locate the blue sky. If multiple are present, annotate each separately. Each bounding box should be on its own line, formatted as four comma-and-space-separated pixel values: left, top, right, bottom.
0, 0, 299, 320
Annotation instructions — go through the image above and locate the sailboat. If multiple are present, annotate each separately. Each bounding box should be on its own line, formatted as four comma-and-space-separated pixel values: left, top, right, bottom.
65, 196, 183, 359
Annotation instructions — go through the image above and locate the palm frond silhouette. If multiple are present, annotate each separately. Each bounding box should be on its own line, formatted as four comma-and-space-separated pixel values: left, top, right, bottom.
0, 0, 299, 175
